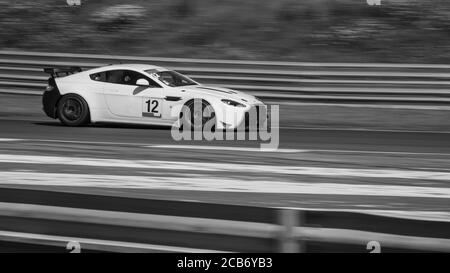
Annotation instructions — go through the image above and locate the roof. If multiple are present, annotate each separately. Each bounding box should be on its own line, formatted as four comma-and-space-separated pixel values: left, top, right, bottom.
89, 63, 167, 73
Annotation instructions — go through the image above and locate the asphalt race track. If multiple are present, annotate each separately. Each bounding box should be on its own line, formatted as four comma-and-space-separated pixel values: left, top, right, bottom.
0, 112, 449, 221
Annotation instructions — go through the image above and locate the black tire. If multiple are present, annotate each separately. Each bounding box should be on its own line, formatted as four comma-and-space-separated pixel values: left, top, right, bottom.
57, 94, 90, 126
180, 99, 216, 131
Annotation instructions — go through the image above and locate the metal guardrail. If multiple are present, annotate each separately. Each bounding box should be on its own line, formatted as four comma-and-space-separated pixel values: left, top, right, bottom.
0, 188, 448, 253
1, 51, 450, 105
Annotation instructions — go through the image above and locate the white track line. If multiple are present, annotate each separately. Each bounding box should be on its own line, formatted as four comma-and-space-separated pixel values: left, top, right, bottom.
0, 171, 449, 198
278, 126, 450, 134
1, 154, 450, 181
148, 145, 301, 153
0, 137, 153, 147
147, 144, 450, 156
1, 137, 450, 156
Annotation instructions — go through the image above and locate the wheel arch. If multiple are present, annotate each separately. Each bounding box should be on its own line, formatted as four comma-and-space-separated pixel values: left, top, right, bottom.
56, 93, 92, 123
180, 98, 217, 117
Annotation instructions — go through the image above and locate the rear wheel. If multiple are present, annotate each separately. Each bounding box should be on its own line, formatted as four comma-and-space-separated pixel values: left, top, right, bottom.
57, 94, 90, 126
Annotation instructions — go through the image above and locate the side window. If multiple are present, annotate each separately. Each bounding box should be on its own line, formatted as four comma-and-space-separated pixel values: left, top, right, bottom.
90, 70, 124, 84
106, 70, 125, 84
156, 71, 193, 87
122, 70, 161, 88
90, 69, 162, 88
90, 72, 107, 82
158, 72, 176, 86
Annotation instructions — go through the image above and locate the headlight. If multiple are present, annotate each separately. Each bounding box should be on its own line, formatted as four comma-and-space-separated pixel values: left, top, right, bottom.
221, 99, 245, 107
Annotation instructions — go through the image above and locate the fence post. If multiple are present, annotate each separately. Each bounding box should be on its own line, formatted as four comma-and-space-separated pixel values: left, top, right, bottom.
278, 209, 302, 253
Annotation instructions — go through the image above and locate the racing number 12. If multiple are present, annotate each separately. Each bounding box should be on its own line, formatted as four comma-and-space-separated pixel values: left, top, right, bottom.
146, 99, 158, 113
143, 98, 162, 117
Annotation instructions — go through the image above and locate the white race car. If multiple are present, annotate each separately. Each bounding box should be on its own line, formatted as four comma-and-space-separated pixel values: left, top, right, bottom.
43, 64, 266, 130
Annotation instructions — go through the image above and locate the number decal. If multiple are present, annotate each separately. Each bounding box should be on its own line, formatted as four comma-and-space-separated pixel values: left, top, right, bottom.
151, 100, 159, 113
143, 98, 162, 117
145, 100, 151, 112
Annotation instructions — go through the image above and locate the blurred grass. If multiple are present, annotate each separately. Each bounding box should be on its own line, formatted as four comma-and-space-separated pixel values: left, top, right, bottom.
1, 0, 450, 62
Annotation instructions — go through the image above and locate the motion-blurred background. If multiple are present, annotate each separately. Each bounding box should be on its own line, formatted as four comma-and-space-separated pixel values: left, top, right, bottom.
1, 0, 450, 62
0, 0, 449, 253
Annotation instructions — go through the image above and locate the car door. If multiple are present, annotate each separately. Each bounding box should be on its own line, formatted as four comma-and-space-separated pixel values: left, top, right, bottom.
103, 69, 163, 120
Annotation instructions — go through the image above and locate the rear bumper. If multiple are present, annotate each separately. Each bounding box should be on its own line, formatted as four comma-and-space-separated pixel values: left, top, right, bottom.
42, 88, 61, 119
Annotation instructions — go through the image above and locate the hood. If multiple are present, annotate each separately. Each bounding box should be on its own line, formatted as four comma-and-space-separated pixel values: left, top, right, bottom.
181, 85, 263, 105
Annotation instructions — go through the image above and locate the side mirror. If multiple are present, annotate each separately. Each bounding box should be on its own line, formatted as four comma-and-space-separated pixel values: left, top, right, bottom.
136, 79, 150, 86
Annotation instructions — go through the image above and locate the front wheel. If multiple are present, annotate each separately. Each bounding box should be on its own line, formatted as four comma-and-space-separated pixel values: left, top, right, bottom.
57, 94, 90, 126
180, 99, 216, 131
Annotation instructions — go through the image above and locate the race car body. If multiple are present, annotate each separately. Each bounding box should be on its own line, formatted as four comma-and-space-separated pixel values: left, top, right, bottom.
42, 64, 266, 129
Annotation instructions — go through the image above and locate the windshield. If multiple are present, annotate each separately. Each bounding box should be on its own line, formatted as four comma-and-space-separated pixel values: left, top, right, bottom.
146, 70, 198, 87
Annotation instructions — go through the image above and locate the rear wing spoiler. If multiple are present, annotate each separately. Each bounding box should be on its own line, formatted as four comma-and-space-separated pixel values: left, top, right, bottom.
43, 66, 82, 78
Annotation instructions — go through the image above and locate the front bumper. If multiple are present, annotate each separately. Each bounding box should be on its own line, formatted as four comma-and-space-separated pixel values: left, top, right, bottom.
244, 104, 268, 129
218, 104, 268, 130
